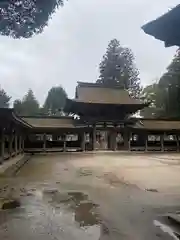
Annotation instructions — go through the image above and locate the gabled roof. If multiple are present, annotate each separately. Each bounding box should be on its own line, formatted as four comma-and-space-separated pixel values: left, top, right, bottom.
142, 4, 180, 47
73, 82, 144, 105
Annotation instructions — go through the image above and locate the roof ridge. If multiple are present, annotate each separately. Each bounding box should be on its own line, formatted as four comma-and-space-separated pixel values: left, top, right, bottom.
77, 81, 125, 90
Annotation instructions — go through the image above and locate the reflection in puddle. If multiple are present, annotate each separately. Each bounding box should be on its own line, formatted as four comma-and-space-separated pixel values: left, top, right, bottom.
68, 192, 88, 203
66, 192, 100, 227
42, 190, 100, 228
44, 190, 100, 227
74, 201, 99, 227
0, 189, 105, 240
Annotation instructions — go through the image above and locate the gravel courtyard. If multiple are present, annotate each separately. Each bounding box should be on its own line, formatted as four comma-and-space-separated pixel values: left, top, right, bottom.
1, 152, 180, 240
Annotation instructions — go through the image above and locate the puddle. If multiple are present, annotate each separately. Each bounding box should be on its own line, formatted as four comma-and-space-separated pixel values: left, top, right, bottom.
68, 191, 88, 203
146, 188, 158, 193
67, 192, 100, 227
48, 191, 102, 238
77, 168, 93, 177
74, 201, 100, 227
43, 190, 100, 227
103, 172, 128, 187
0, 188, 106, 240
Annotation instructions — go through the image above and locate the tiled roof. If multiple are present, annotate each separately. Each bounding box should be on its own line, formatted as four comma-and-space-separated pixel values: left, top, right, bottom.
74, 82, 143, 105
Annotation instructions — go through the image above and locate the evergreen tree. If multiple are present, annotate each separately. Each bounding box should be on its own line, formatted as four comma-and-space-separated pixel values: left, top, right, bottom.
140, 83, 166, 118
0, 88, 11, 108
141, 50, 180, 118
44, 86, 67, 115
13, 99, 23, 115
159, 49, 180, 118
17, 89, 40, 116
97, 39, 141, 98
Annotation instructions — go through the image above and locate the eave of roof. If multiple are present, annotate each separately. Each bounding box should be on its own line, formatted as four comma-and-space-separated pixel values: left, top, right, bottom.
142, 4, 180, 47
12, 112, 32, 129
22, 116, 77, 129
68, 98, 146, 106
65, 99, 148, 118
131, 119, 180, 131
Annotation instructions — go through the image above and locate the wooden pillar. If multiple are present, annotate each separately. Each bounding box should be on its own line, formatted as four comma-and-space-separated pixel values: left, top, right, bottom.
176, 135, 179, 152
160, 133, 164, 152
43, 133, 46, 152
113, 132, 117, 151
128, 132, 131, 151
110, 131, 117, 151
22, 136, 25, 151
145, 134, 148, 152
19, 135, 22, 153
81, 132, 86, 152
92, 126, 96, 151
110, 131, 113, 150
0, 130, 5, 164
124, 129, 130, 151
8, 131, 13, 157
15, 133, 18, 156
63, 134, 66, 152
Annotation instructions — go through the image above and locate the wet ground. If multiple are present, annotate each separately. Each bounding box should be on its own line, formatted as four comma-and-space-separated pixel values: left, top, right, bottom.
1, 152, 180, 239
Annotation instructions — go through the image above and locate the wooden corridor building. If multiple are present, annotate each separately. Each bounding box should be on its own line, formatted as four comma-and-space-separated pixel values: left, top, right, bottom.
1, 82, 180, 160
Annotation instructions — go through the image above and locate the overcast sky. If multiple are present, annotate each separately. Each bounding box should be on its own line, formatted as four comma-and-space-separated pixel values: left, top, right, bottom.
0, 0, 179, 105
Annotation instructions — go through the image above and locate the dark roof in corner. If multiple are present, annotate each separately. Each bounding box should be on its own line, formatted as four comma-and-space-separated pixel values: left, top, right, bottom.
22, 116, 76, 129
142, 4, 180, 47
132, 119, 180, 130
72, 82, 144, 105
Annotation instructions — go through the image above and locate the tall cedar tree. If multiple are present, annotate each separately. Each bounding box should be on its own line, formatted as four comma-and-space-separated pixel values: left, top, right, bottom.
0, 0, 65, 38
97, 39, 141, 98
0, 88, 11, 108
159, 49, 180, 118
141, 50, 180, 118
44, 86, 67, 115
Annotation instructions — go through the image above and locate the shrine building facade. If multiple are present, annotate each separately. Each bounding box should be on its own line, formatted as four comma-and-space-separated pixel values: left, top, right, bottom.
0, 82, 180, 164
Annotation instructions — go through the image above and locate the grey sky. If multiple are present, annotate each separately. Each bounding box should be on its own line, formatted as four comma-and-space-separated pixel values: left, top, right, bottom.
0, 0, 179, 105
